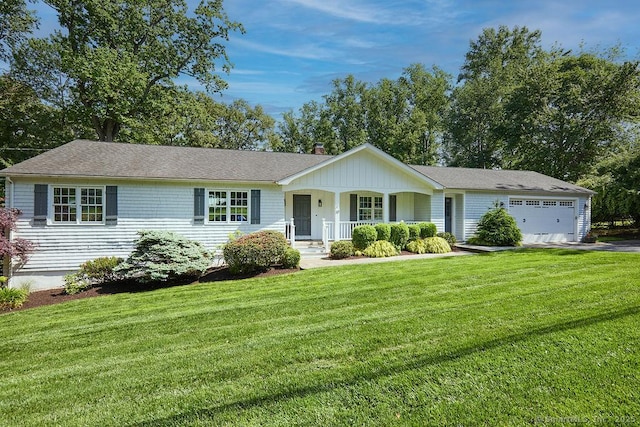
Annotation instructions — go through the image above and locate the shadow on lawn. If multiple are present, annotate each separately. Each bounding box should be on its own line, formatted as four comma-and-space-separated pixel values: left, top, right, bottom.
130, 304, 640, 426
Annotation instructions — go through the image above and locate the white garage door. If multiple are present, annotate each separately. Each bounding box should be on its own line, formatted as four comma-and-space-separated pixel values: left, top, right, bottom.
508, 199, 576, 243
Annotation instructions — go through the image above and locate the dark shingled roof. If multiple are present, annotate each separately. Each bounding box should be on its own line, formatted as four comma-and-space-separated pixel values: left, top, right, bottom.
0, 140, 330, 182
1, 140, 594, 195
411, 165, 594, 195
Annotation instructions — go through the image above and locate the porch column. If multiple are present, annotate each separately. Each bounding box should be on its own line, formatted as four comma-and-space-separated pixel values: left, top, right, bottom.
334, 191, 341, 240
383, 192, 390, 223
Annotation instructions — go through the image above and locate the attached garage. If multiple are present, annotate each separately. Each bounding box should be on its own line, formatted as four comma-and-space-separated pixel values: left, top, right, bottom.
509, 198, 576, 243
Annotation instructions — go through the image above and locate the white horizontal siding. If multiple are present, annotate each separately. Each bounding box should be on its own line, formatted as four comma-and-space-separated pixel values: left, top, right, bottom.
9, 180, 285, 289
430, 191, 445, 232
463, 192, 509, 240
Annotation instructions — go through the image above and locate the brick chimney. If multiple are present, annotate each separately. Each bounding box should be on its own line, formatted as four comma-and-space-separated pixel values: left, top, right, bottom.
313, 143, 325, 155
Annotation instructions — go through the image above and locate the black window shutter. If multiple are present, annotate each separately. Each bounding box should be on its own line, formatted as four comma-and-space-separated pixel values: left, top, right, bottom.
251, 189, 261, 224
389, 195, 397, 222
33, 184, 48, 225
105, 186, 118, 225
194, 188, 205, 224
350, 194, 358, 221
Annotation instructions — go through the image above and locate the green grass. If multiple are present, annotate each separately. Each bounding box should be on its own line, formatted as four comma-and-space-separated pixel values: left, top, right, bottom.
1, 250, 639, 426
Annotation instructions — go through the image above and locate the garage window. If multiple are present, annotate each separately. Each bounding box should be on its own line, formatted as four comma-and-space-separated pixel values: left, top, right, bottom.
559, 201, 574, 207
510, 200, 523, 206
543, 201, 556, 207
526, 200, 540, 206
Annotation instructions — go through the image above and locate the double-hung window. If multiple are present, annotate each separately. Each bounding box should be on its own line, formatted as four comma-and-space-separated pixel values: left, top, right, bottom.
359, 196, 383, 221
52, 187, 104, 223
208, 190, 248, 223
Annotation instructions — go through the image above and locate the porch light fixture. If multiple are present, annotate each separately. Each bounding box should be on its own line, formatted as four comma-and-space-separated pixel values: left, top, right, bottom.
318, 199, 323, 207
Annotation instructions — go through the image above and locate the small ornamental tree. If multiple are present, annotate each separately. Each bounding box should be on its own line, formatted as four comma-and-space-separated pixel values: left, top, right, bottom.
470, 202, 522, 246
0, 207, 34, 280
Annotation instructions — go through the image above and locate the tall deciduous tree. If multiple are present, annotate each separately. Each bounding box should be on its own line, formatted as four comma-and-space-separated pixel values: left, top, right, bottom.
0, 0, 36, 60
10, 0, 242, 142
444, 26, 544, 168
503, 53, 640, 181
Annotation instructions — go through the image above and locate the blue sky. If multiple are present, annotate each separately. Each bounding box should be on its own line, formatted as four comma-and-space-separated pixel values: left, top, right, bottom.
15, 0, 640, 118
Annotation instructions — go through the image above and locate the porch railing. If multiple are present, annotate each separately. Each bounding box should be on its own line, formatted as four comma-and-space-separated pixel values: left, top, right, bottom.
285, 218, 296, 246
322, 220, 425, 245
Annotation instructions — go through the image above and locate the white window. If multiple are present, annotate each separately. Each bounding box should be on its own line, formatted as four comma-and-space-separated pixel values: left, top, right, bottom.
510, 200, 523, 206
543, 201, 557, 207
53, 187, 103, 223
559, 201, 574, 207
208, 190, 248, 223
359, 196, 383, 221
526, 200, 540, 206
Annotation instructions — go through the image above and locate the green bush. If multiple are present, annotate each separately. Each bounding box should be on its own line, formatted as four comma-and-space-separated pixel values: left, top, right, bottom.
363, 240, 398, 258
351, 225, 377, 250
281, 247, 301, 269
407, 237, 452, 254
418, 222, 437, 238
64, 256, 125, 295
223, 230, 288, 275
437, 232, 457, 246
408, 224, 421, 241
375, 223, 391, 241
469, 204, 522, 246
63, 273, 92, 295
390, 222, 410, 250
423, 237, 452, 254
115, 230, 211, 283
330, 240, 354, 259
0, 287, 29, 309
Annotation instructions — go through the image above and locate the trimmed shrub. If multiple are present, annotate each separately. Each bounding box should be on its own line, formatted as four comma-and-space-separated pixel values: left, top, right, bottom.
375, 223, 391, 242
408, 224, 421, 241
407, 237, 452, 254
437, 232, 457, 246
223, 230, 289, 275
115, 230, 211, 283
389, 222, 409, 250
351, 225, 377, 250
469, 204, 522, 246
330, 240, 354, 259
0, 287, 29, 309
281, 247, 301, 269
64, 256, 124, 295
423, 237, 452, 254
363, 240, 398, 258
418, 222, 437, 238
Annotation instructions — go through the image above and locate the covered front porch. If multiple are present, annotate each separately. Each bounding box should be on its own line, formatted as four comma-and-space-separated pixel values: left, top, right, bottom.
284, 189, 445, 247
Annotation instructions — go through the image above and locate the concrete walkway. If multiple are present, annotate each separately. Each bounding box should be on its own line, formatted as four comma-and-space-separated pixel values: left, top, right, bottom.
299, 239, 640, 270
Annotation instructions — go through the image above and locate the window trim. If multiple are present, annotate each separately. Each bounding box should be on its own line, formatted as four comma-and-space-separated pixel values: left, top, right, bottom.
207, 189, 251, 224
50, 185, 106, 225
358, 195, 383, 222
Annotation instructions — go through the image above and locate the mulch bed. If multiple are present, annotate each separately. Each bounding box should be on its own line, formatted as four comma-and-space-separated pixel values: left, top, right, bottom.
2, 266, 300, 313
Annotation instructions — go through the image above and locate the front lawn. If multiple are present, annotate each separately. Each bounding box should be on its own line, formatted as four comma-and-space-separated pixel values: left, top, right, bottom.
1, 250, 639, 426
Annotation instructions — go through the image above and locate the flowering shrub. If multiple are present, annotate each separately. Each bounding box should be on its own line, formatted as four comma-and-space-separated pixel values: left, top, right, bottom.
64, 256, 124, 295
223, 230, 289, 274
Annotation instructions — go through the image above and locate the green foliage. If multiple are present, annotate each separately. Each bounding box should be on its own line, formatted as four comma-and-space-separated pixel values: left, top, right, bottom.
10, 0, 243, 142
115, 230, 211, 283
329, 240, 354, 259
389, 222, 410, 250
281, 248, 301, 269
63, 273, 92, 295
470, 204, 522, 246
418, 222, 437, 238
223, 230, 289, 275
437, 232, 457, 245
423, 237, 452, 254
375, 223, 391, 241
351, 225, 377, 250
408, 224, 421, 241
407, 237, 452, 254
0, 287, 29, 309
64, 256, 123, 295
362, 240, 398, 258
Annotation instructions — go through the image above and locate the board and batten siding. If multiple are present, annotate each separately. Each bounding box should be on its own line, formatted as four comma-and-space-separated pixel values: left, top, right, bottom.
8, 180, 285, 290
